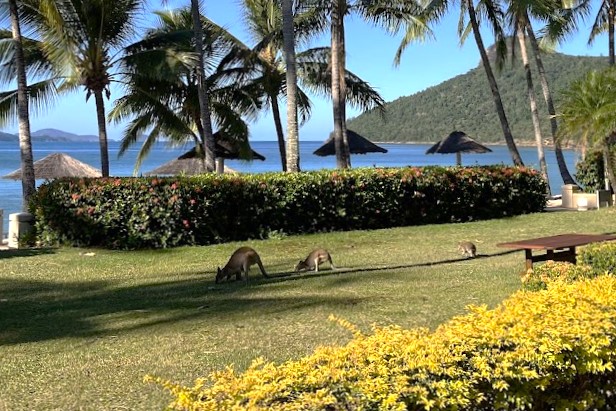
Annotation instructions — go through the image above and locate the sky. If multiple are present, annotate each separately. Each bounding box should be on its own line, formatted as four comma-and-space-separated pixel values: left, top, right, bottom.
5, 0, 608, 142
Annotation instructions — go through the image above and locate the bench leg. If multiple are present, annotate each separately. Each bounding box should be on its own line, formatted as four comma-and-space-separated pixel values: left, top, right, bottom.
525, 249, 534, 271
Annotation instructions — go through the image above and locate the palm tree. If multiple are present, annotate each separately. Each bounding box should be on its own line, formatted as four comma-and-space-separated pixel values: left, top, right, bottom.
525, 22, 576, 185
558, 68, 616, 190
109, 8, 262, 171
18, 0, 143, 177
303, 0, 427, 168
413, 0, 524, 166
235, 0, 384, 171
282, 0, 300, 171
188, 0, 216, 172
6, 0, 35, 208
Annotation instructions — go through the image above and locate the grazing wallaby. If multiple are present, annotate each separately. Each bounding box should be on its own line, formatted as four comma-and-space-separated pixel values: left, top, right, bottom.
458, 241, 477, 258
216, 247, 269, 283
295, 248, 336, 273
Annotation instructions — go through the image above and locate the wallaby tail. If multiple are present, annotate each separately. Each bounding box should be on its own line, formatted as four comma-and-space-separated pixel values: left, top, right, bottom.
257, 257, 269, 278
328, 254, 336, 270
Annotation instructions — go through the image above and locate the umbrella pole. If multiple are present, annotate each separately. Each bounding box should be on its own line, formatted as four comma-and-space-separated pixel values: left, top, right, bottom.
456, 152, 462, 166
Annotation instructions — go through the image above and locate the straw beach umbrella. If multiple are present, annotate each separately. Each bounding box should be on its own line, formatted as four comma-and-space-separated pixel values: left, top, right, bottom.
313, 129, 388, 157
3, 153, 101, 179
426, 131, 492, 166
145, 141, 266, 176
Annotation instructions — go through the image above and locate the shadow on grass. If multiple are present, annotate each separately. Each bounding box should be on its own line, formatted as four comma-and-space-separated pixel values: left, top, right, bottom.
265, 249, 522, 283
0, 247, 57, 259
0, 273, 368, 346
0, 249, 520, 346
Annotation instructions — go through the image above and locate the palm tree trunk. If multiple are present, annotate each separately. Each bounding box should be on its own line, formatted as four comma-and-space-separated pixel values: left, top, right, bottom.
467, 0, 524, 166
271, 96, 287, 171
190, 0, 216, 172
610, 0, 615, 65
93, 90, 110, 177
331, 0, 348, 169
517, 27, 550, 195
602, 138, 616, 191
282, 0, 300, 172
9, 0, 35, 207
525, 19, 576, 185
339, 9, 351, 168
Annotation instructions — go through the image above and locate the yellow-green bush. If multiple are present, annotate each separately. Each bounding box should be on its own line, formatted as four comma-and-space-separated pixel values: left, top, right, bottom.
521, 261, 595, 291
147, 276, 616, 410
579, 242, 616, 276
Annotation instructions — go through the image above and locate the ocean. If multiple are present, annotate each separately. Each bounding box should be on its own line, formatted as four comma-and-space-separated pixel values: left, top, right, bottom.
0, 140, 579, 236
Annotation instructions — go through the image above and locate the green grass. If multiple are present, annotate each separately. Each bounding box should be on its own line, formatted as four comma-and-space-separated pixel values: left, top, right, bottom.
2, 208, 616, 410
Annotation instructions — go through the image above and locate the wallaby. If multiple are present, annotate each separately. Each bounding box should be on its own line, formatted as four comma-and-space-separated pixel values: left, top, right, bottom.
458, 241, 477, 258
216, 247, 269, 283
295, 248, 336, 273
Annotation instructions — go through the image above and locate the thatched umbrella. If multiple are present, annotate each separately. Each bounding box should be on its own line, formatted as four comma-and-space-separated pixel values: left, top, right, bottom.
144, 158, 237, 176
3, 152, 101, 179
426, 131, 492, 166
313, 129, 388, 156
145, 141, 266, 176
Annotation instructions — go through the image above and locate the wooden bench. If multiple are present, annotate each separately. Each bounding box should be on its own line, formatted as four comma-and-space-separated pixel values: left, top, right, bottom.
497, 233, 616, 270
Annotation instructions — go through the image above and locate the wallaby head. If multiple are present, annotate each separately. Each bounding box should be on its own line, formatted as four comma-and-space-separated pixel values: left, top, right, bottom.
215, 267, 225, 283
294, 260, 308, 273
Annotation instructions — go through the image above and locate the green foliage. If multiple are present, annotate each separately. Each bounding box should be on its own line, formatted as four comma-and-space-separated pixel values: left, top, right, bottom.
521, 261, 595, 291
148, 275, 616, 410
32, 166, 546, 249
579, 241, 616, 276
575, 150, 605, 192
348, 52, 609, 143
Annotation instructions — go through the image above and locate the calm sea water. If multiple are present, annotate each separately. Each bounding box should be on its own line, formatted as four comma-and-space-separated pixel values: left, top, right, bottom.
0, 140, 578, 236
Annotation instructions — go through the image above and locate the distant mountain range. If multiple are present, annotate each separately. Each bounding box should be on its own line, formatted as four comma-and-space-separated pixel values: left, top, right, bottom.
347, 48, 609, 144
0, 128, 100, 143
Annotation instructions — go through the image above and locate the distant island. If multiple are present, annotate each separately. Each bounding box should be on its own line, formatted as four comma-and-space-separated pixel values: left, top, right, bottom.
0, 128, 100, 143
348, 48, 609, 144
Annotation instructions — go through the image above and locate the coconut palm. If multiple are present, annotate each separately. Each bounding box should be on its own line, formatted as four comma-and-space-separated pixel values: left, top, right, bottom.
558, 68, 616, 191
188, 0, 216, 172
3, 0, 35, 207
109, 8, 262, 172
414, 0, 524, 166
13, 0, 144, 177
235, 0, 384, 171
506, 9, 550, 192
282, 0, 300, 172
307, 0, 458, 168
504, 0, 576, 185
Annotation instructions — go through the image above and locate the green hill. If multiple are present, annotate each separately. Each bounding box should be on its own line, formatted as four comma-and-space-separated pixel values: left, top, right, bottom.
347, 50, 609, 144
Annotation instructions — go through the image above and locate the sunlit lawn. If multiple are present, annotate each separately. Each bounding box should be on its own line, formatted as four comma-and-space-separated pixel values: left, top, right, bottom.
1, 207, 615, 410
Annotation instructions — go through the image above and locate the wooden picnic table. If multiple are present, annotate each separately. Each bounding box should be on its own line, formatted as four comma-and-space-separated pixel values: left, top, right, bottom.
496, 233, 616, 270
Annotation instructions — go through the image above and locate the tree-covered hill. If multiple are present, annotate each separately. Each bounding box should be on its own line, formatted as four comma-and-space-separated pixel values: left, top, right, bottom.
347, 51, 609, 144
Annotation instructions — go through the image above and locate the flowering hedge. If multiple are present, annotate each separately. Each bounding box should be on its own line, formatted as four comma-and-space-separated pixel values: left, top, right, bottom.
32, 166, 546, 249
147, 275, 616, 410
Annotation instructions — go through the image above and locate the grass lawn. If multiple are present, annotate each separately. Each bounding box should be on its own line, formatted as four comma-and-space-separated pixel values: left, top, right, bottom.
1, 207, 616, 410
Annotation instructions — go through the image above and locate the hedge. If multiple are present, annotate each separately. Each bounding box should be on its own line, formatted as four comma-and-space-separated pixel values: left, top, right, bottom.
147, 275, 616, 410
32, 166, 547, 249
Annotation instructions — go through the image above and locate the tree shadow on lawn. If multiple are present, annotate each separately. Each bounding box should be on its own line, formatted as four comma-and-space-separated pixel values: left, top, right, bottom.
265, 249, 521, 284
0, 273, 369, 346
0, 247, 56, 259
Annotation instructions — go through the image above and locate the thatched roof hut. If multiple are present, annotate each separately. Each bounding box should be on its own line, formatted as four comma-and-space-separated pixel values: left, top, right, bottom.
426, 131, 492, 165
313, 130, 388, 156
3, 153, 101, 180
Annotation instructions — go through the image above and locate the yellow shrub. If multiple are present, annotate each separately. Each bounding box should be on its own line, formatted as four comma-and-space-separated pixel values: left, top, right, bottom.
148, 276, 616, 410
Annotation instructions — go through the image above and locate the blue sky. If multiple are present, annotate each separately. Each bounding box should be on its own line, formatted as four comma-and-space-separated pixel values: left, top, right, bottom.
8, 0, 608, 142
